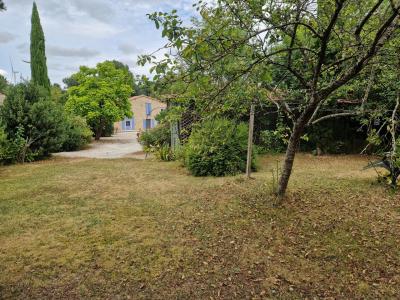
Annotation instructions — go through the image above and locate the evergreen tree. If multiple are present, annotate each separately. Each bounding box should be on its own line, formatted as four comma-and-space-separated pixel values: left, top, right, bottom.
0, 1, 5, 11
30, 2, 50, 92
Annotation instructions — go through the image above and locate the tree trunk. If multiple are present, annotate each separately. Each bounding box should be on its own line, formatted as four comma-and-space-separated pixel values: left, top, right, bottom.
94, 119, 105, 141
277, 121, 306, 197
95, 128, 102, 141
277, 98, 318, 198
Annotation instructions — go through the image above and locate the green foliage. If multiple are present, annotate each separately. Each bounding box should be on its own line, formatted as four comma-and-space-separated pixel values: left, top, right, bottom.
0, 74, 8, 93
30, 2, 50, 92
154, 145, 175, 161
108, 60, 135, 95
258, 130, 287, 154
50, 83, 66, 104
0, 125, 36, 164
0, 125, 15, 164
62, 76, 79, 88
134, 75, 154, 96
102, 120, 115, 137
138, 123, 172, 160
258, 120, 290, 154
65, 61, 133, 140
0, 0, 5, 11
184, 119, 256, 177
61, 115, 92, 151
0, 83, 66, 161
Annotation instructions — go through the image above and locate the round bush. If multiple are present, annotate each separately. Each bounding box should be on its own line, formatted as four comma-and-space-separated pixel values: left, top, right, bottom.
62, 115, 93, 151
185, 119, 256, 176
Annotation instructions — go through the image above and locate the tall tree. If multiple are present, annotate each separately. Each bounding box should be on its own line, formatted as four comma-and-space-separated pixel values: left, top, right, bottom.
65, 61, 133, 140
142, 0, 400, 198
0, 1, 6, 11
30, 2, 50, 92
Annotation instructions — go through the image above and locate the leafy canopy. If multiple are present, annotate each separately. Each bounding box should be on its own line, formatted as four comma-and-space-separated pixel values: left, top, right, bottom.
65, 61, 133, 139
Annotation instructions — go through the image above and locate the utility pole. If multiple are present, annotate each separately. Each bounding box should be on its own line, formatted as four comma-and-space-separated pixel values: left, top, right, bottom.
246, 102, 255, 178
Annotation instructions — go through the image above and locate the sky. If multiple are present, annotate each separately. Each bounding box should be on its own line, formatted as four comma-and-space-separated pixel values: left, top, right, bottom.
0, 0, 196, 85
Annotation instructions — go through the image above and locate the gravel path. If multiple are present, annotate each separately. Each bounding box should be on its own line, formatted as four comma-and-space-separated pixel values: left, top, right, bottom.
54, 131, 145, 159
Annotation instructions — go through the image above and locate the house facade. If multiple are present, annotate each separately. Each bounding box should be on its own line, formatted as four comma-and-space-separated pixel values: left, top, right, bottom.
114, 95, 167, 132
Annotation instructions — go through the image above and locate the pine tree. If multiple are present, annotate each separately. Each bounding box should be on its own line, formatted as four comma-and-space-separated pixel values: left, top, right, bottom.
30, 2, 50, 92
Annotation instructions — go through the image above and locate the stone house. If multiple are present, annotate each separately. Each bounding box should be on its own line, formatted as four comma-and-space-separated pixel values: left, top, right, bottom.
114, 95, 167, 132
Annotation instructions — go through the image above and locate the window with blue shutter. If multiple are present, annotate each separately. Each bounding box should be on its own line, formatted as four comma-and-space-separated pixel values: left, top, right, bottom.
145, 103, 152, 116
151, 119, 155, 128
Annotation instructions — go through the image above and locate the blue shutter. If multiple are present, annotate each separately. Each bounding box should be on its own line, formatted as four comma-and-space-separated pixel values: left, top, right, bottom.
146, 103, 151, 115
122, 120, 125, 131
143, 119, 146, 130
132, 117, 135, 130
151, 119, 155, 128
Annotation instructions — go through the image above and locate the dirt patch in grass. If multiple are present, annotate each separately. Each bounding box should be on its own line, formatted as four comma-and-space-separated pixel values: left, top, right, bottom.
0, 154, 399, 299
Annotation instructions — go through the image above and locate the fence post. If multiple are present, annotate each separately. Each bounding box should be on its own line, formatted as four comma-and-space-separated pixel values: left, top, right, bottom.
246, 103, 255, 178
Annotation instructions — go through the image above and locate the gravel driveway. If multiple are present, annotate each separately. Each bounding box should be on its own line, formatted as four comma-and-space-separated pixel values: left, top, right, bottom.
54, 131, 145, 159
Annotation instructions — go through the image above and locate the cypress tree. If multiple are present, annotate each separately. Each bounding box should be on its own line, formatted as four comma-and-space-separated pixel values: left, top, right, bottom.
0, 1, 6, 11
30, 2, 50, 92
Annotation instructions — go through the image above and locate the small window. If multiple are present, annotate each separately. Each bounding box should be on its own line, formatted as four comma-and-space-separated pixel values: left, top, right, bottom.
125, 120, 131, 127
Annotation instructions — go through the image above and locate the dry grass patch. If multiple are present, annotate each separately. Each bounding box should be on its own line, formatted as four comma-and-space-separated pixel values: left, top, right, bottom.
0, 154, 399, 299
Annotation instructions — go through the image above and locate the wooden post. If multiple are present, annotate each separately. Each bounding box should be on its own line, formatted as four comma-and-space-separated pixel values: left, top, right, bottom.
246, 103, 255, 178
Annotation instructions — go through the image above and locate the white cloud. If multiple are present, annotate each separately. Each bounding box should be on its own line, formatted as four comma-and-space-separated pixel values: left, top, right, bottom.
0, 69, 8, 76
118, 43, 142, 55
47, 46, 100, 58
0, 0, 197, 84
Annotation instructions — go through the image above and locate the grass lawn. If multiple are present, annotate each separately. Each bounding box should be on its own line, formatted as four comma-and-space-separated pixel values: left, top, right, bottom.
0, 154, 399, 299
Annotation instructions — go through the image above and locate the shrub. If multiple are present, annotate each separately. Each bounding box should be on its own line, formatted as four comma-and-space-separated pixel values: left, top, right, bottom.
62, 115, 92, 151
258, 128, 288, 154
184, 118, 256, 176
0, 125, 35, 164
0, 125, 14, 164
0, 83, 67, 161
28, 99, 67, 157
138, 123, 172, 160
154, 144, 175, 161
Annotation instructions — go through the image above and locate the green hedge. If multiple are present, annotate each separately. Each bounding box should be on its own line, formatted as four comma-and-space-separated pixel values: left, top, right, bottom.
184, 118, 256, 176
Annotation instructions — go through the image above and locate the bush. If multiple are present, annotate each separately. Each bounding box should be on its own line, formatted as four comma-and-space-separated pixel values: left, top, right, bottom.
0, 125, 35, 164
138, 123, 173, 160
28, 100, 67, 157
62, 115, 92, 151
258, 128, 288, 154
0, 83, 67, 161
184, 119, 256, 176
0, 125, 14, 164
